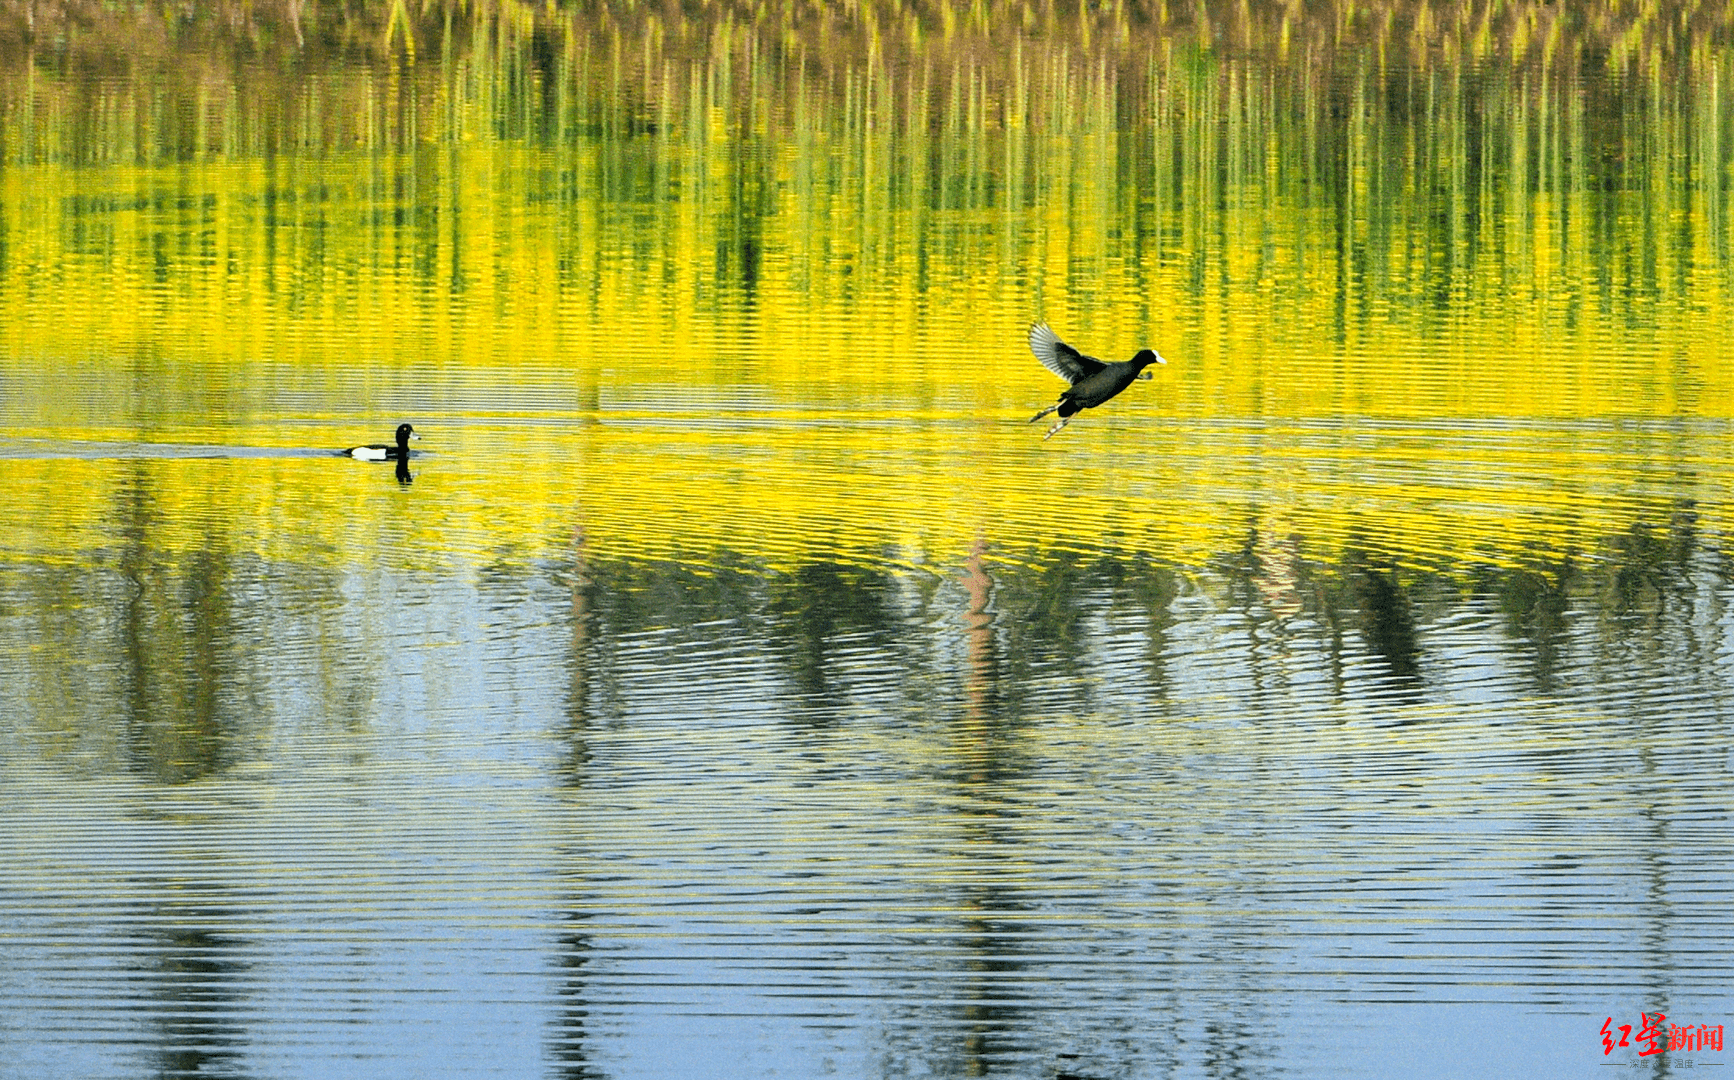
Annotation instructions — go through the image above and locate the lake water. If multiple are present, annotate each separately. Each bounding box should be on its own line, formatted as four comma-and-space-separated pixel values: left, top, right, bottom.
3, 5, 1733, 1078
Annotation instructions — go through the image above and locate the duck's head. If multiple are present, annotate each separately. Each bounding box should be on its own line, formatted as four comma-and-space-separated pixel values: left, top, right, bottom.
396, 423, 421, 444
1133, 349, 1165, 379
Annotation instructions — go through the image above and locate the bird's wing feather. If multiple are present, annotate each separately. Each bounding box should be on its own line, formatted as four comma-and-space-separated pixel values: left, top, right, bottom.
1028, 323, 1105, 383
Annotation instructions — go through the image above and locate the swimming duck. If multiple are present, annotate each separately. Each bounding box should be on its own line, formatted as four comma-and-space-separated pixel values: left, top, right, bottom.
1026, 324, 1164, 439
343, 423, 420, 461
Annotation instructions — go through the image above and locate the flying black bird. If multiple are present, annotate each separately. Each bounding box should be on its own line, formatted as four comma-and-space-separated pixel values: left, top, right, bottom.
1026, 324, 1164, 440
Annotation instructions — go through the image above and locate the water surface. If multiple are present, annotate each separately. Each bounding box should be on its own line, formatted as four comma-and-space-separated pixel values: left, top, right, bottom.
3, 4, 1734, 1078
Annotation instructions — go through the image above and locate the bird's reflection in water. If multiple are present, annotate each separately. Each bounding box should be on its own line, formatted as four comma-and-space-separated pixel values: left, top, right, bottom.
395, 458, 412, 485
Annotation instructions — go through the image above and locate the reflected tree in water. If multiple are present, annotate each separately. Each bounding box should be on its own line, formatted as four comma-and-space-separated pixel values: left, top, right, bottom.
1494, 561, 1573, 692
763, 557, 899, 720
113, 465, 246, 783
1347, 553, 1422, 689
135, 891, 253, 1080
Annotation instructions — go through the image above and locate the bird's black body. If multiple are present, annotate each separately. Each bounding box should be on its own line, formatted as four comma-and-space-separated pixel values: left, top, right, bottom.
1027, 324, 1164, 438
343, 423, 420, 461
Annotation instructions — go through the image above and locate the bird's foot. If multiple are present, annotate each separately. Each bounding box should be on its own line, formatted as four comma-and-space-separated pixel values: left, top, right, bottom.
1042, 417, 1070, 440
1028, 403, 1060, 424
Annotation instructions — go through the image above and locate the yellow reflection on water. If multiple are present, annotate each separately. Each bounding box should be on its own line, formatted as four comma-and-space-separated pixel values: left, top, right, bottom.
0, 416, 1711, 585
1, 5, 1732, 572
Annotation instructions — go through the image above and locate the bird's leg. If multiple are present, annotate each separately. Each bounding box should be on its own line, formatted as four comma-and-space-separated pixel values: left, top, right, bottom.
1028, 402, 1061, 424
1042, 416, 1071, 440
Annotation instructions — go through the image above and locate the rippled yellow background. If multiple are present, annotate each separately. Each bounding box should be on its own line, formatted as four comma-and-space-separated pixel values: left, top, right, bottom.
2, 2, 1730, 572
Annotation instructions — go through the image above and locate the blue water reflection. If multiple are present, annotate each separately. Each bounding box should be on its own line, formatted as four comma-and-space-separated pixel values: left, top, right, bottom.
7, 485, 1732, 1077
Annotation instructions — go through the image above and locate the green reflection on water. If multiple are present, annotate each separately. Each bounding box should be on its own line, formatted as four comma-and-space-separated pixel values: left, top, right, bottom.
1, 3, 1733, 766
4, 484, 1719, 785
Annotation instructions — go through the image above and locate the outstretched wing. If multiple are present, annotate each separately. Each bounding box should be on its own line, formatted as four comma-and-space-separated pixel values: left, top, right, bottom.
1029, 323, 1105, 384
